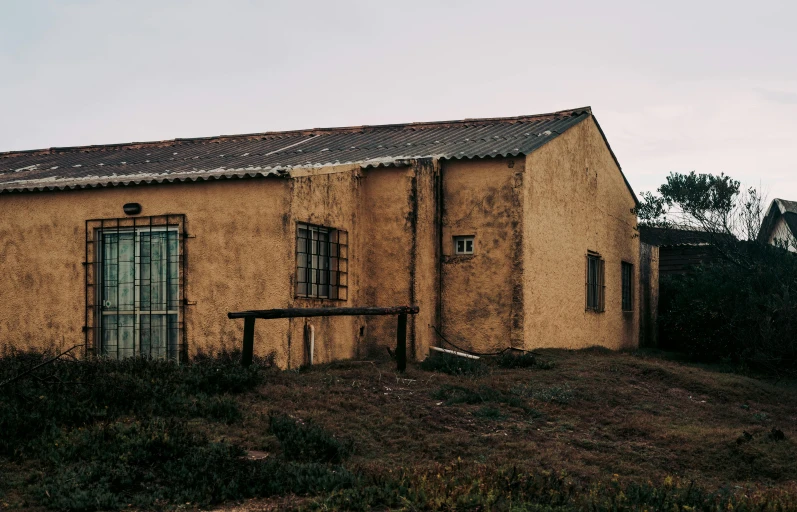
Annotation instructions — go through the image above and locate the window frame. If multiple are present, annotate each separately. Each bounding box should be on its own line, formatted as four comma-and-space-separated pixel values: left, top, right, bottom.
454, 235, 475, 255
295, 221, 348, 301
585, 252, 605, 313
621, 261, 633, 312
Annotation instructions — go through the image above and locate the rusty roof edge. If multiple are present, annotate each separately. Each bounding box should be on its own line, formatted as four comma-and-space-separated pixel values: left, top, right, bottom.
0, 107, 591, 159
0, 167, 289, 194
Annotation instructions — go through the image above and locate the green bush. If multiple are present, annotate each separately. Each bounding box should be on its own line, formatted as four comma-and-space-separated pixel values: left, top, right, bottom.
659, 242, 797, 375
432, 384, 540, 417
0, 350, 268, 457
34, 419, 356, 511
432, 384, 500, 405
532, 385, 574, 405
269, 413, 352, 464
420, 352, 488, 376
496, 350, 537, 369
473, 406, 505, 420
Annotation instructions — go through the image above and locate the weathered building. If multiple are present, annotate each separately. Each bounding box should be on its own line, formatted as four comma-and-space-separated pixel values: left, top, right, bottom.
638, 226, 724, 276
637, 225, 735, 348
758, 198, 797, 250
0, 107, 640, 366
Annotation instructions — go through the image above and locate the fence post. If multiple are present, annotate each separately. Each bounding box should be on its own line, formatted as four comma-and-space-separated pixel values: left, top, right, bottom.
242, 317, 256, 367
396, 313, 407, 372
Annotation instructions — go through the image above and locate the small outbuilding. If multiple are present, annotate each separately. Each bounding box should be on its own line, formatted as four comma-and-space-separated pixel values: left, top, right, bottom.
758, 198, 797, 250
0, 107, 639, 366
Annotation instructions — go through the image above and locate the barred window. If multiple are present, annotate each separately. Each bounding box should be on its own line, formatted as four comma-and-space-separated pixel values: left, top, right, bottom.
586, 252, 605, 312
85, 215, 186, 361
296, 222, 348, 300
621, 261, 633, 312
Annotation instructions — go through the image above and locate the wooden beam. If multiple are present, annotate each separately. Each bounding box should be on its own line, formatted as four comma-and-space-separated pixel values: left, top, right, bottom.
228, 305, 419, 320
396, 313, 407, 372
242, 317, 256, 367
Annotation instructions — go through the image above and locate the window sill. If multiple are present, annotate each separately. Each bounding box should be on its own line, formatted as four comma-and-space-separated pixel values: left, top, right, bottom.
293, 296, 348, 305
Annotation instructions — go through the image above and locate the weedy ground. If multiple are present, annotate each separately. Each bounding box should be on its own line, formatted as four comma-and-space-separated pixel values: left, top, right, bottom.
1, 347, 796, 511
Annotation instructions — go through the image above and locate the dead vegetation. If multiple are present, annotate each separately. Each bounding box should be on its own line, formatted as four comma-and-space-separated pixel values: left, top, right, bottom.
223, 349, 797, 490
2, 348, 797, 510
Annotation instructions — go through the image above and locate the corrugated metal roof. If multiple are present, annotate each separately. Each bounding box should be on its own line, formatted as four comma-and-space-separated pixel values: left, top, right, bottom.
0, 107, 608, 194
639, 226, 736, 247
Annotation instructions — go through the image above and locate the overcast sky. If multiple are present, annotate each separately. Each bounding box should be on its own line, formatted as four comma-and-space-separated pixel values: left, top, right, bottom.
1, 1, 795, 199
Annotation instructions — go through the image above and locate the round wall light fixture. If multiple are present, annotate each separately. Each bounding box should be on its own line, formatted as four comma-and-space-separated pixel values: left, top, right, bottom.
123, 203, 142, 215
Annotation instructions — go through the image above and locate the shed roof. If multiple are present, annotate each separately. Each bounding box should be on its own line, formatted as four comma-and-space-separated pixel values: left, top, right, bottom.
0, 106, 635, 203
639, 225, 735, 247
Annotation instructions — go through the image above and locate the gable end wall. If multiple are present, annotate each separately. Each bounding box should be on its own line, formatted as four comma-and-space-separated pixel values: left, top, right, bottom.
523, 116, 639, 350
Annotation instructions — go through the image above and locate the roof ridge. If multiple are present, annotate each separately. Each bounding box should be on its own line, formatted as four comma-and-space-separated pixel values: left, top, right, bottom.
0, 107, 591, 159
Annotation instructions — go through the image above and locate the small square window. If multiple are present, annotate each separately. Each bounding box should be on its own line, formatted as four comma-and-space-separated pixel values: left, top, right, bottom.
454, 235, 475, 255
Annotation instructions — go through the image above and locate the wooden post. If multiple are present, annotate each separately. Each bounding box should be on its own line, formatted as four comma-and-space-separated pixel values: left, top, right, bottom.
242, 317, 256, 367
396, 313, 407, 372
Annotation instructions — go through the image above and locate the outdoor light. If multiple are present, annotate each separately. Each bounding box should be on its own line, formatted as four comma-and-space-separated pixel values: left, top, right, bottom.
123, 203, 142, 215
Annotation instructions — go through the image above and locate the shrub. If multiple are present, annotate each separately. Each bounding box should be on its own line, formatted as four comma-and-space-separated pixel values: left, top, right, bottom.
432, 384, 500, 405
0, 350, 268, 457
432, 384, 540, 418
533, 385, 574, 405
420, 352, 488, 376
496, 350, 537, 369
473, 406, 504, 420
269, 413, 352, 464
659, 242, 797, 376
33, 419, 355, 510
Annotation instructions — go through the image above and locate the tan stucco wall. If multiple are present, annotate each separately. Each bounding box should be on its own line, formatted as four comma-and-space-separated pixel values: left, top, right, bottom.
358, 166, 414, 357
356, 160, 440, 361
0, 179, 294, 359
523, 116, 640, 350
411, 159, 442, 360
286, 164, 363, 367
439, 157, 524, 354
0, 163, 436, 366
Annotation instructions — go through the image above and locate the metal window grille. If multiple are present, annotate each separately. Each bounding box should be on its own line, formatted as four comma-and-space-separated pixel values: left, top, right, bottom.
621, 261, 633, 311
295, 222, 348, 300
85, 215, 187, 361
586, 253, 605, 312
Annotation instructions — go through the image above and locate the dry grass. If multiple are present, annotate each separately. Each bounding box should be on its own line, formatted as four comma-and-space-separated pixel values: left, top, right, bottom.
203, 347, 797, 498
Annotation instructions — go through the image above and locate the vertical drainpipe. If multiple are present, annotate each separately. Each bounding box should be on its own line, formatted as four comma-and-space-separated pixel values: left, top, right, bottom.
410, 157, 443, 360
436, 159, 444, 350
408, 168, 418, 360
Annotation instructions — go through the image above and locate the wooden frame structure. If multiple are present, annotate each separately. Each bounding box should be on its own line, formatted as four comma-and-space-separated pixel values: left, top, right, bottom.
227, 306, 419, 371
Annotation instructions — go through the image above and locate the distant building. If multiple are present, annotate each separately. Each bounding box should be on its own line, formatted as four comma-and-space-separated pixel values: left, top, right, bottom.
0, 107, 639, 366
758, 198, 797, 251
639, 226, 726, 276
637, 225, 731, 348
